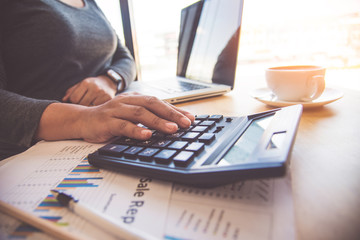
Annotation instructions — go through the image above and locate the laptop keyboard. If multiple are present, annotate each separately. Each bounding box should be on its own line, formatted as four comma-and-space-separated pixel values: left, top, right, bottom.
178, 81, 209, 91
156, 81, 210, 93
96, 114, 233, 168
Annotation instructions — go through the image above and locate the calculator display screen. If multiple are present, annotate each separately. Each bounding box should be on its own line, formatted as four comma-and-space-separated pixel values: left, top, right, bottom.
217, 115, 273, 165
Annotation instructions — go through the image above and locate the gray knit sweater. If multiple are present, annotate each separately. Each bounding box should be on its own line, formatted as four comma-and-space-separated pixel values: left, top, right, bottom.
0, 0, 136, 159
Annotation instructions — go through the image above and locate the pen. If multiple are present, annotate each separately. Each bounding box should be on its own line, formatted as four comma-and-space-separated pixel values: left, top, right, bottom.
0, 199, 86, 240
51, 190, 158, 240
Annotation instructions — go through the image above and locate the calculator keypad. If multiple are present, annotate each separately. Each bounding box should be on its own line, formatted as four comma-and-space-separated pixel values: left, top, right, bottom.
97, 115, 230, 167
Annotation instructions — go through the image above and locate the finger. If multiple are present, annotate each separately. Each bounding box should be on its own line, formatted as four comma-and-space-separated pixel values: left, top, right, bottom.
109, 119, 153, 140
111, 102, 179, 134
62, 91, 70, 102
78, 88, 96, 106
164, 101, 195, 122
115, 95, 192, 129
119, 91, 141, 96
69, 86, 88, 104
134, 96, 193, 128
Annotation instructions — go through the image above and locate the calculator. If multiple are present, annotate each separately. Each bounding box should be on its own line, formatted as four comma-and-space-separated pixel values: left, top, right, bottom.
88, 104, 302, 187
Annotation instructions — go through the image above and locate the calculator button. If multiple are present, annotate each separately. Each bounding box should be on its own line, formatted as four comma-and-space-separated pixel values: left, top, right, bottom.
114, 137, 138, 145
199, 120, 216, 128
185, 142, 205, 154
138, 148, 160, 161
195, 115, 209, 120
209, 115, 223, 122
226, 117, 233, 122
173, 151, 195, 167
166, 131, 185, 140
154, 150, 177, 164
191, 120, 201, 126
191, 126, 209, 132
98, 144, 128, 157
212, 126, 224, 133
198, 133, 215, 144
137, 139, 156, 147
152, 139, 172, 148
168, 141, 188, 150
181, 132, 200, 141
123, 146, 144, 159
137, 123, 147, 128
151, 131, 166, 139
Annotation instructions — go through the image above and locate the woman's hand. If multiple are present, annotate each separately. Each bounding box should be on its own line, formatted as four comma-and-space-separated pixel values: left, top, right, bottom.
36, 93, 195, 143
80, 93, 195, 142
62, 75, 116, 106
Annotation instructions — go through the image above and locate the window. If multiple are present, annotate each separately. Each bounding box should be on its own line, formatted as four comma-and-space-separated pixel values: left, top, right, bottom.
131, 0, 196, 80
96, 0, 124, 41
99, 0, 360, 90
238, 0, 360, 90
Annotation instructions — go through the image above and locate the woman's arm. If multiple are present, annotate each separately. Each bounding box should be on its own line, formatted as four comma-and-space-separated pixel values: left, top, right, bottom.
107, 38, 137, 89
0, 90, 56, 146
62, 40, 137, 106
36, 93, 195, 143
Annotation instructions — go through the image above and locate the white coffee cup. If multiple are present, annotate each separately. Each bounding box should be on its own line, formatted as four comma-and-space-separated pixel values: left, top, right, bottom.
265, 65, 326, 102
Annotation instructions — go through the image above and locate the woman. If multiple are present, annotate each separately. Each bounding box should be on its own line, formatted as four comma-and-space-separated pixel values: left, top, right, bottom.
0, 0, 194, 159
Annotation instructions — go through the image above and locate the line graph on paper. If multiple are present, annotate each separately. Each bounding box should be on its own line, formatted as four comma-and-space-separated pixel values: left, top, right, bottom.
165, 200, 272, 240
164, 179, 275, 240
172, 179, 274, 207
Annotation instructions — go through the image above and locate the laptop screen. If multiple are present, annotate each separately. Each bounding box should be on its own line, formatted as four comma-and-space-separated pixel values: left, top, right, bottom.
178, 0, 243, 88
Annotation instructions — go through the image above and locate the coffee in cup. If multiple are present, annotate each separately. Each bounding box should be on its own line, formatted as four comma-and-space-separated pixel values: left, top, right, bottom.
265, 65, 326, 102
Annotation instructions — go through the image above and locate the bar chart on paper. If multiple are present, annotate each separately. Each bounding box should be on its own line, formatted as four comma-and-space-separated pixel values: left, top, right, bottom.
27, 157, 120, 240
0, 141, 172, 240
0, 144, 98, 239
1, 140, 295, 240
1, 145, 95, 212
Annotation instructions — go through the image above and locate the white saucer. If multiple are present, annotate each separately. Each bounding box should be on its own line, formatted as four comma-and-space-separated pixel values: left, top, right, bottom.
250, 88, 344, 108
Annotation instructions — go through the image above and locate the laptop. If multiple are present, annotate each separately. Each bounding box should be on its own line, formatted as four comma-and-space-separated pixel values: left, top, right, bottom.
124, 0, 244, 104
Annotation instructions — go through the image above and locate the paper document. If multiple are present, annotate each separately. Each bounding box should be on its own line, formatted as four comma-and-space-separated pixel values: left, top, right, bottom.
0, 140, 295, 239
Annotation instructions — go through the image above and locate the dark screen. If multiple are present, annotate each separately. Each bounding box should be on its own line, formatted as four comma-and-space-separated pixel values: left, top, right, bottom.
217, 116, 273, 166
182, 0, 243, 88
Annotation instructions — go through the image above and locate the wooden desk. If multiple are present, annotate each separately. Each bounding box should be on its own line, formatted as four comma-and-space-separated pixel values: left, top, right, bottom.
177, 75, 360, 240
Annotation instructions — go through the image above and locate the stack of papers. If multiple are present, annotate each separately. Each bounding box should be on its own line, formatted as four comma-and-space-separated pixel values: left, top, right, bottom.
0, 140, 295, 240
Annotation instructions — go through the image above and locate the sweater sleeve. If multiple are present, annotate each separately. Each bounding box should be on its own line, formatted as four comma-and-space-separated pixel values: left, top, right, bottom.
0, 90, 56, 148
0, 9, 56, 159
90, 0, 137, 89
109, 38, 137, 90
